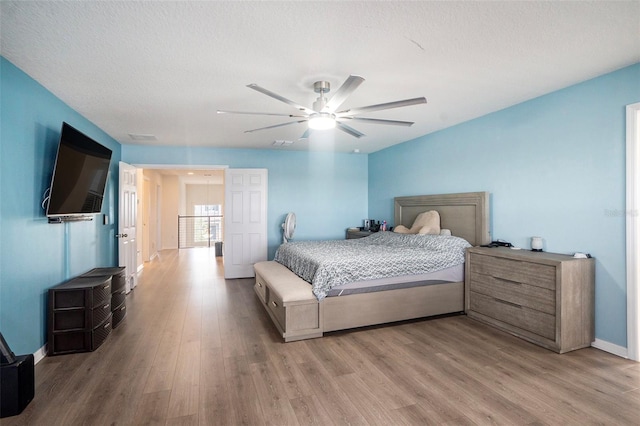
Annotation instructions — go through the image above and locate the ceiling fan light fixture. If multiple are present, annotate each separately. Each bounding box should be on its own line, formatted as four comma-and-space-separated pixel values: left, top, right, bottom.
308, 113, 336, 130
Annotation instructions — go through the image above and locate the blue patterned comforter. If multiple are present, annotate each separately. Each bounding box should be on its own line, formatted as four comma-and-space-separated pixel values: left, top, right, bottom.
274, 232, 471, 300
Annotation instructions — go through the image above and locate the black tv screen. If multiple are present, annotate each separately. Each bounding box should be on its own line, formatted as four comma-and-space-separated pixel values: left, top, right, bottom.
46, 122, 112, 218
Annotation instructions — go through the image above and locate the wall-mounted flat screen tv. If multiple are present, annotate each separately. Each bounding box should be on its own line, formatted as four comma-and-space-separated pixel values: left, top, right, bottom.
46, 122, 112, 219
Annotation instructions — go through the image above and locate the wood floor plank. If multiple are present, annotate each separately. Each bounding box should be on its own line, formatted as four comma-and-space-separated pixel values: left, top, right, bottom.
288, 395, 335, 426
249, 361, 300, 425
166, 383, 200, 420
165, 413, 198, 426
259, 333, 315, 400
334, 372, 401, 425
4, 248, 639, 426
296, 359, 369, 425
198, 381, 236, 425
326, 337, 417, 410
304, 336, 354, 377
132, 390, 171, 425
223, 355, 265, 425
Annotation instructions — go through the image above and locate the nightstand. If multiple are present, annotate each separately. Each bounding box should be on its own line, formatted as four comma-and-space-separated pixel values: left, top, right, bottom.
465, 247, 595, 353
346, 229, 373, 239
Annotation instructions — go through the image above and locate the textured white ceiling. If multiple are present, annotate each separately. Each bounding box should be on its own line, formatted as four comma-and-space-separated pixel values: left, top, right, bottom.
1, 1, 639, 153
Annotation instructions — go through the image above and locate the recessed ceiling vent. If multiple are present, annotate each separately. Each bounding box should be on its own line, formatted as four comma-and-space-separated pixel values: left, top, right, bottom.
272, 140, 294, 146
128, 133, 157, 141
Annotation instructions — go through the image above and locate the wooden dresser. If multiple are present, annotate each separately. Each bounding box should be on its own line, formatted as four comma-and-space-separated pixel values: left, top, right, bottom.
465, 247, 595, 353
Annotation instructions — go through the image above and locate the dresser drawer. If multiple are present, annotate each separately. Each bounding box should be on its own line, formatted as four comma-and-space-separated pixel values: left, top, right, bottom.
469, 253, 556, 290
92, 315, 112, 350
469, 272, 555, 315
469, 291, 555, 340
92, 301, 112, 327
52, 290, 86, 309
111, 289, 126, 310
112, 304, 127, 329
91, 280, 112, 307
52, 301, 111, 330
53, 309, 86, 331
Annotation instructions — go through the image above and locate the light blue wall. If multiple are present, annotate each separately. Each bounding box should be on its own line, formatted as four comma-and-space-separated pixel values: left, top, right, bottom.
0, 57, 121, 355
369, 63, 640, 348
122, 146, 368, 258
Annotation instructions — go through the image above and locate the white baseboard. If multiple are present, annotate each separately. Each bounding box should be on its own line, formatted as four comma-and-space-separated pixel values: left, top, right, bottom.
592, 338, 629, 359
33, 344, 47, 364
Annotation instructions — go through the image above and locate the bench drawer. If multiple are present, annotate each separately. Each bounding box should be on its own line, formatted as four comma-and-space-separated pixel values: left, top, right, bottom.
267, 291, 287, 331
254, 273, 267, 304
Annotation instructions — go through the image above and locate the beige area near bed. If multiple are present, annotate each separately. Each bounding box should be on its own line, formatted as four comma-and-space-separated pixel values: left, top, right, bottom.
253, 191, 491, 342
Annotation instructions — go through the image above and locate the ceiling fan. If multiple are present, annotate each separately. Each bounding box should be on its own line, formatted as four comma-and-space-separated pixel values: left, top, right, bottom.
217, 75, 427, 139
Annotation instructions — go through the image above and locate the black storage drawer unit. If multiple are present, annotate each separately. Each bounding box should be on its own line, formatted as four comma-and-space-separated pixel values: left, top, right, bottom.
48, 276, 112, 355
81, 267, 127, 329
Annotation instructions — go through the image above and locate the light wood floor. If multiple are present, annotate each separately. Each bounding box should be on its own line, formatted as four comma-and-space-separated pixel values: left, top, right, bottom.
4, 248, 640, 425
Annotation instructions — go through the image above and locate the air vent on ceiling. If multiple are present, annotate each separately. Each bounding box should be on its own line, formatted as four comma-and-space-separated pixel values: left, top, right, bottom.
128, 133, 157, 141
272, 140, 294, 147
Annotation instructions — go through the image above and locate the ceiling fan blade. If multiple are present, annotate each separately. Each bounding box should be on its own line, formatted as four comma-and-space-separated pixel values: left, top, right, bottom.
217, 109, 306, 118
216, 109, 306, 117
323, 75, 365, 112
336, 122, 365, 138
338, 97, 427, 116
247, 84, 313, 114
299, 129, 310, 140
342, 117, 414, 127
244, 120, 307, 134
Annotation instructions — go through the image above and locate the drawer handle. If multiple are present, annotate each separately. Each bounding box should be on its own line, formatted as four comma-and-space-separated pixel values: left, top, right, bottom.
494, 298, 522, 309
104, 322, 111, 329
258, 282, 263, 288
103, 285, 110, 290
103, 304, 110, 310
495, 277, 522, 285
120, 306, 126, 311
271, 300, 278, 307
120, 290, 126, 295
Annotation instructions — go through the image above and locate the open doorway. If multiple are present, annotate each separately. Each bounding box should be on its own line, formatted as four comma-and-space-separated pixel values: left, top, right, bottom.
134, 167, 226, 270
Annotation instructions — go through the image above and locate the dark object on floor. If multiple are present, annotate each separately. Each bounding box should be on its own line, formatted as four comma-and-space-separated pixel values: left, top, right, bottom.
1, 354, 34, 418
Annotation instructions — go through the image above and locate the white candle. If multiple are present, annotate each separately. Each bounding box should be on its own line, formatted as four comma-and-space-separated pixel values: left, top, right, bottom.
531, 237, 543, 251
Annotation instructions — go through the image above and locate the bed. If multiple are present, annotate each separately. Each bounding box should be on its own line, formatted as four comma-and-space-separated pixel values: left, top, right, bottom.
253, 191, 490, 341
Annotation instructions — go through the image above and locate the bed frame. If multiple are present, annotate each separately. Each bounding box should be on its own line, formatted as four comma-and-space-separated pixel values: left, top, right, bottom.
254, 191, 490, 341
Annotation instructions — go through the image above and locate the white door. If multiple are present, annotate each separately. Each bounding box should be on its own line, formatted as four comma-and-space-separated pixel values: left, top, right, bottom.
118, 161, 138, 293
224, 168, 268, 279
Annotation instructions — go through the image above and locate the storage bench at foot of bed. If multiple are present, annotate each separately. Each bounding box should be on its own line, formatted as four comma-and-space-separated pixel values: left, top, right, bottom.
254, 261, 323, 342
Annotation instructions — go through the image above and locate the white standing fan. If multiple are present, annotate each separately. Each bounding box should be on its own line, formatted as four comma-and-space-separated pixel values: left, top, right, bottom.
282, 212, 296, 243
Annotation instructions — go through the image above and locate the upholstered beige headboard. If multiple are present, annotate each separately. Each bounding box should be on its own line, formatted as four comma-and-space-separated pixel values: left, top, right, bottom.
394, 192, 491, 246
